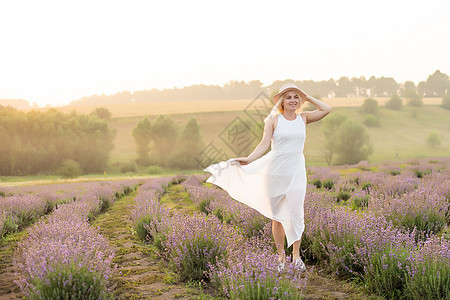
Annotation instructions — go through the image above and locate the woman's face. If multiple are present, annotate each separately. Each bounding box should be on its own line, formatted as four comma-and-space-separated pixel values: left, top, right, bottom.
282, 91, 300, 111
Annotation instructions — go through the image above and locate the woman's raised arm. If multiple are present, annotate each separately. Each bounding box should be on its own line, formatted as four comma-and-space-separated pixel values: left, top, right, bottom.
300, 95, 332, 124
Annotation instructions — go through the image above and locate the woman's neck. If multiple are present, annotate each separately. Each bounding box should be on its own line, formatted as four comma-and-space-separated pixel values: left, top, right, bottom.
282, 110, 296, 120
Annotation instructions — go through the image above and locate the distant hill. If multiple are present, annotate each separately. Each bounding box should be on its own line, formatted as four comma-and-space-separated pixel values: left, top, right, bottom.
68, 71, 450, 106
107, 105, 450, 166
0, 99, 30, 109
24, 97, 443, 119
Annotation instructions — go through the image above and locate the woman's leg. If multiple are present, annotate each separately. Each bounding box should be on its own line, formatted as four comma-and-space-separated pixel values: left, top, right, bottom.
272, 220, 285, 262
292, 239, 302, 260
292, 238, 306, 270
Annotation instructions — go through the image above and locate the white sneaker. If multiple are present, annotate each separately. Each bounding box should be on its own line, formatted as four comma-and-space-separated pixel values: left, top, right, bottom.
293, 258, 306, 271
277, 262, 285, 272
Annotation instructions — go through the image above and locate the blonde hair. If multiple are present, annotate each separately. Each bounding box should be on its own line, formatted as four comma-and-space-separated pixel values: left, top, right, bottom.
275, 91, 304, 114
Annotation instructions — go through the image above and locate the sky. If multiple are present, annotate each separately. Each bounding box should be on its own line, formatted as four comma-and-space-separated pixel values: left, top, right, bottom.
1, 0, 449, 107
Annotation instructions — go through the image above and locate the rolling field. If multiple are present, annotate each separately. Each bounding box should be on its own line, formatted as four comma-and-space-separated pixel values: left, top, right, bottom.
18, 96, 448, 168
107, 104, 450, 166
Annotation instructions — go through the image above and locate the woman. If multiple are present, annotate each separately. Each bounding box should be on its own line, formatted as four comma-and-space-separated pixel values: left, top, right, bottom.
204, 83, 332, 270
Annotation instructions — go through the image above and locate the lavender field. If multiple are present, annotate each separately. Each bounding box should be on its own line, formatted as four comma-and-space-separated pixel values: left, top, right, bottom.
0, 179, 143, 299
132, 157, 449, 299
0, 157, 449, 299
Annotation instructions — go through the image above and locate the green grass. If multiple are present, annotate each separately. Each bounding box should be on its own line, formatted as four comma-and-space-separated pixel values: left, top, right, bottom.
0, 230, 28, 270
0, 229, 29, 295
160, 183, 197, 214
0, 169, 200, 186
108, 105, 450, 168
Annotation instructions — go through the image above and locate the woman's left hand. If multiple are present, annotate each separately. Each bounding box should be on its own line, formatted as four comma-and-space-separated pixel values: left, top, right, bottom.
234, 157, 251, 165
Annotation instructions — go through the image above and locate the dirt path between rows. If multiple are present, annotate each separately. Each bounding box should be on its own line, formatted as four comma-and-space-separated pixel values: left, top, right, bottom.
0, 232, 24, 300
304, 269, 380, 300
92, 190, 199, 299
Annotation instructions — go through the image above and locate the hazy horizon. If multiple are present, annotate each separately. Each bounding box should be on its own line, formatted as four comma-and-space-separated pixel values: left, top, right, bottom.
1, 0, 449, 107
0, 73, 443, 109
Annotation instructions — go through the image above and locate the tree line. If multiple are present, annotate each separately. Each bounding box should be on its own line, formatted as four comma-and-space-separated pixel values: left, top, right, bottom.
132, 116, 204, 169
0, 106, 115, 176
70, 70, 450, 106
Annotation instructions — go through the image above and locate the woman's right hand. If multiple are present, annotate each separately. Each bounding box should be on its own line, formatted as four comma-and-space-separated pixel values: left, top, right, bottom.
234, 157, 251, 165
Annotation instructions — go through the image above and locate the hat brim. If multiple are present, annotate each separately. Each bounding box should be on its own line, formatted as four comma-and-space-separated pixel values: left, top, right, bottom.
272, 88, 304, 104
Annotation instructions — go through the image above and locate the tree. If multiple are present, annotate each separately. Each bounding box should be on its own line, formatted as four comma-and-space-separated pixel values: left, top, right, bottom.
441, 95, 450, 110
132, 117, 152, 165
0, 107, 114, 175
0, 125, 13, 175
427, 130, 441, 147
360, 98, 379, 115
335, 121, 373, 165
322, 113, 348, 165
169, 118, 204, 169
351, 76, 369, 97
418, 70, 450, 97
407, 93, 423, 107
402, 81, 417, 98
57, 159, 82, 178
385, 94, 403, 110
73, 115, 116, 173
403, 81, 416, 93
150, 115, 178, 167
363, 115, 380, 127
335, 77, 354, 97
90, 107, 112, 119
368, 77, 399, 97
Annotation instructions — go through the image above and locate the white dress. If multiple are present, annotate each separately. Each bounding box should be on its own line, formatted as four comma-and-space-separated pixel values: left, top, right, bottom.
204, 113, 307, 247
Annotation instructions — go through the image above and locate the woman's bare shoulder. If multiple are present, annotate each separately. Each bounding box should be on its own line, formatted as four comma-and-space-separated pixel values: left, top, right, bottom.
264, 112, 278, 123
272, 113, 279, 131
263, 113, 278, 133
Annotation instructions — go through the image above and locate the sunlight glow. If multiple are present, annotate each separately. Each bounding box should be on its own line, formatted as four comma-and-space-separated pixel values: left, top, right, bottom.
0, 0, 449, 106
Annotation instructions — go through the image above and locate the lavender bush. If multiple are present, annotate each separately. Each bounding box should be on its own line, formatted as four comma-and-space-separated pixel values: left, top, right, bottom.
210, 231, 308, 300
363, 235, 450, 299
164, 213, 238, 281
131, 177, 172, 247
212, 251, 307, 300
181, 174, 203, 189
0, 194, 47, 236
15, 207, 117, 299
132, 189, 170, 247
185, 185, 225, 215
363, 245, 412, 299
369, 172, 449, 239
350, 190, 370, 210
405, 236, 449, 299
0, 210, 7, 236
186, 185, 269, 238
307, 166, 340, 184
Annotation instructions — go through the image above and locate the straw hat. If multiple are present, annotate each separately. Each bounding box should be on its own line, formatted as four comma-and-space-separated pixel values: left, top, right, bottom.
272, 83, 304, 104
